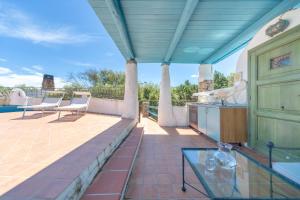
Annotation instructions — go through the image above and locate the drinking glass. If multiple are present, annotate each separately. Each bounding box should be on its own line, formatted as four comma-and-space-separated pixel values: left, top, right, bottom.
205, 150, 216, 171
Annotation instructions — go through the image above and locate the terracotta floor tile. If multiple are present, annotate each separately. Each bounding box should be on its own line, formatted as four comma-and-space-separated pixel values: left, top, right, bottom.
81, 194, 120, 200
157, 184, 175, 199
103, 157, 132, 171
125, 118, 267, 200
0, 112, 133, 199
141, 184, 159, 199
125, 183, 141, 199
156, 173, 174, 185
85, 171, 127, 194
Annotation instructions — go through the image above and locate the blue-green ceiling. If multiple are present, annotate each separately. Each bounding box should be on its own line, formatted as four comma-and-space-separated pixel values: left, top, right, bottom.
89, 0, 299, 64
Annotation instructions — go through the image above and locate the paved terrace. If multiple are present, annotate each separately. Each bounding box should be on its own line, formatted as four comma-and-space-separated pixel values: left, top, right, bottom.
0, 111, 269, 200
125, 118, 268, 200
0, 111, 135, 199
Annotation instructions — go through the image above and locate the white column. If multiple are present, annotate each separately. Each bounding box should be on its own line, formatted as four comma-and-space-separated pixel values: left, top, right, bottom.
198, 64, 214, 102
198, 64, 213, 84
158, 63, 174, 126
122, 59, 138, 120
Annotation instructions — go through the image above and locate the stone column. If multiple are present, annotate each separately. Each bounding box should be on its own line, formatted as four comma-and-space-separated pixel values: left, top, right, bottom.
122, 59, 138, 120
198, 64, 213, 92
158, 63, 174, 126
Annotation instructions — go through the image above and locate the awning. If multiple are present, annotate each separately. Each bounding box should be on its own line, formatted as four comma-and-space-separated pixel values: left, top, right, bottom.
89, 0, 300, 64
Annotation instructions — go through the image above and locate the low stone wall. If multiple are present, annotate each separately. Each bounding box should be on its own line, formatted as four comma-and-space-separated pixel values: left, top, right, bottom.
58, 119, 136, 200
87, 98, 123, 116
1, 119, 136, 200
25, 97, 124, 116
15, 97, 189, 126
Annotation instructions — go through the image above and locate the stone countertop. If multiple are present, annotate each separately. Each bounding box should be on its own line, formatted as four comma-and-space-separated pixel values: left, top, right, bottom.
187, 102, 248, 108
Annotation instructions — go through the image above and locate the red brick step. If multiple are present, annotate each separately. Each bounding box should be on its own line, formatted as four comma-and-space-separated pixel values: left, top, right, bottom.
82, 126, 143, 200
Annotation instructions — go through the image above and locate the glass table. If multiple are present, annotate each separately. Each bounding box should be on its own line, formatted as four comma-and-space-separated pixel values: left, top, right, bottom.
181, 148, 300, 199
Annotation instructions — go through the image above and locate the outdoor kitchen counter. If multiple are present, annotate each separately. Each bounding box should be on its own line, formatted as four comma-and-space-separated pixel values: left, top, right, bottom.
188, 102, 247, 108
188, 103, 248, 144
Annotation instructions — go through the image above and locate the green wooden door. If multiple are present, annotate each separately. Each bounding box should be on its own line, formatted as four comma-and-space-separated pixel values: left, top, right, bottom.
248, 25, 300, 156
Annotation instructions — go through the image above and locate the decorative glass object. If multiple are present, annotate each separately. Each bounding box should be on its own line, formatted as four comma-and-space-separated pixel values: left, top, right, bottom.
205, 150, 216, 171
214, 142, 237, 169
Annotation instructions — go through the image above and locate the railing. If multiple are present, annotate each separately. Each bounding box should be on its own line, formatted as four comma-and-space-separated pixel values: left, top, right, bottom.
266, 141, 300, 168
144, 99, 197, 121
90, 86, 124, 100
0, 86, 124, 100
148, 105, 158, 120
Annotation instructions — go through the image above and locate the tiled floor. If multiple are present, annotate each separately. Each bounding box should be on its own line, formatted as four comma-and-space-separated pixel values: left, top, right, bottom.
125, 118, 268, 200
82, 127, 143, 200
125, 118, 215, 200
0, 111, 122, 196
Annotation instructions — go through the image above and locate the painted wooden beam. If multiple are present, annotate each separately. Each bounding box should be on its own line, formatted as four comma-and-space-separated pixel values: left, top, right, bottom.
105, 0, 134, 59
163, 0, 199, 63
202, 0, 300, 64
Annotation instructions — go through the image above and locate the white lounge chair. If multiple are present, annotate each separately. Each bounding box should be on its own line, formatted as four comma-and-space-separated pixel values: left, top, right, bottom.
18, 91, 65, 118
56, 91, 91, 120
267, 141, 300, 184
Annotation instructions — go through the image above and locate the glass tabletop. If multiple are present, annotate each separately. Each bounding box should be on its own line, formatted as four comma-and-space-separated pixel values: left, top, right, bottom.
182, 148, 300, 199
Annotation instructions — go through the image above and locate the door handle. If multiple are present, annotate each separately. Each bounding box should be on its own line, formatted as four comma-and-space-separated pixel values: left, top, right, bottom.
281, 105, 285, 110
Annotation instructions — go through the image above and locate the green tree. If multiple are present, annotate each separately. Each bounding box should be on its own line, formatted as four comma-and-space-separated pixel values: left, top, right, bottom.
227, 73, 235, 87
213, 71, 228, 89
63, 83, 85, 100
69, 69, 125, 87
139, 83, 159, 106
69, 69, 199, 106
172, 80, 198, 106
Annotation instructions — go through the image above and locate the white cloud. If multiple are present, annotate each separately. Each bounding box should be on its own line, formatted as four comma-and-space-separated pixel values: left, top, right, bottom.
0, 58, 7, 62
21, 67, 42, 76
0, 66, 12, 74
191, 74, 199, 78
66, 61, 95, 67
0, 5, 96, 44
0, 73, 66, 88
31, 65, 43, 71
0, 66, 67, 87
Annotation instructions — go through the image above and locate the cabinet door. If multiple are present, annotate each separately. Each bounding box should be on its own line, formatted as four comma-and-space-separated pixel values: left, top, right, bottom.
207, 107, 220, 142
189, 106, 198, 129
198, 106, 207, 134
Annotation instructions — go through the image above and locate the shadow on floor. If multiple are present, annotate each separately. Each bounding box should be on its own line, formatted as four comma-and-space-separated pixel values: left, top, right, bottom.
1, 118, 134, 200
48, 113, 85, 123
12, 111, 57, 120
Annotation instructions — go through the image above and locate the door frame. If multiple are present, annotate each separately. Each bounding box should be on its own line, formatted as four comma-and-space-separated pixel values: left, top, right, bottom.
248, 25, 300, 148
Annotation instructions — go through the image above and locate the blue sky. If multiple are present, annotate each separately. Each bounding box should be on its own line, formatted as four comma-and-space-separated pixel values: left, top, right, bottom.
0, 0, 242, 87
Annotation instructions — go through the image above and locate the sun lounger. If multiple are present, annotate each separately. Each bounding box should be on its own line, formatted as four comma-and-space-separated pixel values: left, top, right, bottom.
56, 91, 91, 120
18, 91, 65, 118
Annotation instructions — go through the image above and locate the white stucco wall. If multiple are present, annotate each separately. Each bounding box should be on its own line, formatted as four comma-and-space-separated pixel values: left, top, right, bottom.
15, 97, 124, 116
236, 8, 300, 81
173, 106, 188, 126
87, 98, 123, 116
195, 8, 300, 106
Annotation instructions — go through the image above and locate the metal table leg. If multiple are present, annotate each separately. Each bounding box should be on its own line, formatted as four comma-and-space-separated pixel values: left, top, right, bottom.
182, 153, 186, 192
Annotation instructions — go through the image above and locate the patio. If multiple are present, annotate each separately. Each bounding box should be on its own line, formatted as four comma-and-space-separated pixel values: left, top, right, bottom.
0, 111, 135, 199
125, 118, 269, 200
0, 0, 299, 199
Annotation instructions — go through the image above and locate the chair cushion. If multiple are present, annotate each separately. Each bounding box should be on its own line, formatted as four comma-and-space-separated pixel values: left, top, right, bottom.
273, 162, 300, 184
